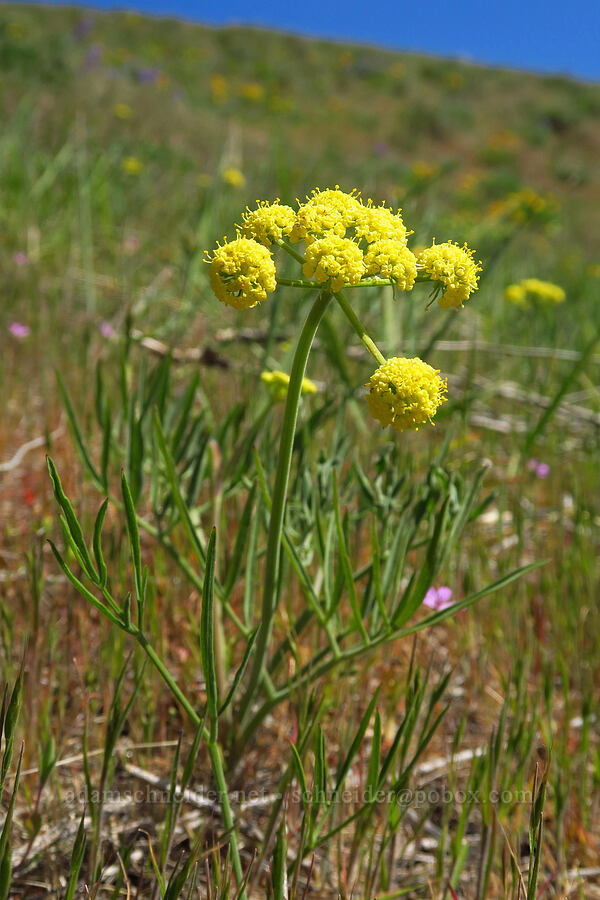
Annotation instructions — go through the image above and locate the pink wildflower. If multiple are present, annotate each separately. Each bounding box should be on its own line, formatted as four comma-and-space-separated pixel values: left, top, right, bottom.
423, 586, 454, 612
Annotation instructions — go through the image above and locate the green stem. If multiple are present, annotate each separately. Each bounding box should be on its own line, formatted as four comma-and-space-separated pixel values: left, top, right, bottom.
335, 291, 386, 365
275, 238, 305, 265
238, 290, 333, 725
276, 277, 316, 288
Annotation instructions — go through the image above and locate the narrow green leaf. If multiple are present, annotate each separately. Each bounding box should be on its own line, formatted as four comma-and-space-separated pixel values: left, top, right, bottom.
201, 529, 219, 730
525, 334, 598, 452
127, 394, 144, 506
333, 690, 380, 796
332, 471, 368, 642
366, 710, 381, 798
64, 812, 87, 900
289, 742, 309, 812
218, 626, 259, 716
47, 457, 98, 582
121, 471, 143, 619
47, 540, 123, 629
55, 372, 102, 487
93, 499, 109, 590
223, 481, 257, 600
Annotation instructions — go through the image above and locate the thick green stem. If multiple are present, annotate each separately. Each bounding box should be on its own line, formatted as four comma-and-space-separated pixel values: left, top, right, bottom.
335, 291, 387, 365
238, 290, 333, 724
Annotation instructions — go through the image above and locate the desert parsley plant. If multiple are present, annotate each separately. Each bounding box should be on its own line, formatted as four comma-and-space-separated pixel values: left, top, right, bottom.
48, 186, 538, 897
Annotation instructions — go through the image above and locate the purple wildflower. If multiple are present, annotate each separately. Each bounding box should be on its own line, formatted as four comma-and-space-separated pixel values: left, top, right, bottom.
9, 322, 31, 339
99, 321, 116, 339
528, 458, 550, 478
423, 585, 454, 612
13, 251, 28, 266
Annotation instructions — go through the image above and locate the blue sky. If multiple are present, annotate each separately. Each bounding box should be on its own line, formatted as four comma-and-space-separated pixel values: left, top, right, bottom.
19, 0, 600, 82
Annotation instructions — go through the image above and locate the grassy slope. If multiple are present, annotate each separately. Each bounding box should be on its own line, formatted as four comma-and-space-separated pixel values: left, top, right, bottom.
1, 4, 599, 896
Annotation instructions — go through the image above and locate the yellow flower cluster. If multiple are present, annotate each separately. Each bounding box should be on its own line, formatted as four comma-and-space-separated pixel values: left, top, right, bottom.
353, 201, 408, 245
206, 185, 479, 311
290, 187, 362, 244
417, 241, 482, 308
505, 188, 558, 225
367, 357, 448, 432
303, 235, 365, 292
208, 238, 276, 310
261, 370, 317, 402
505, 278, 565, 306
364, 240, 417, 290
241, 201, 296, 246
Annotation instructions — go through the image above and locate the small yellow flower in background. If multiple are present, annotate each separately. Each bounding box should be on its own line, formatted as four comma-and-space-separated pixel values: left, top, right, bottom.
411, 161, 440, 182
354, 201, 408, 246
207, 237, 276, 310
261, 370, 317, 403
418, 240, 481, 308
121, 156, 144, 175
210, 74, 228, 103
587, 264, 600, 278
303, 234, 365, 293
364, 241, 417, 290
291, 187, 361, 244
458, 172, 480, 193
504, 284, 527, 305
222, 168, 246, 189
505, 188, 558, 224
443, 70, 464, 90
505, 278, 565, 306
113, 103, 133, 120
367, 357, 448, 432
240, 82, 264, 102
241, 200, 296, 246
7, 22, 26, 39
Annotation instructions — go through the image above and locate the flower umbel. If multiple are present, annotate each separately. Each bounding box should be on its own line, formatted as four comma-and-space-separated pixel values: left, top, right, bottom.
364, 240, 417, 290
367, 356, 448, 431
354, 201, 408, 246
418, 240, 481, 308
208, 237, 277, 310
290, 187, 361, 244
241, 200, 296, 246
303, 234, 365, 293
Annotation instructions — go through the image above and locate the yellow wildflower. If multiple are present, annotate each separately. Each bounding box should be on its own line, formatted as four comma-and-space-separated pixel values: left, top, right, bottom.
207, 237, 276, 310
222, 168, 246, 189
303, 235, 365, 293
210, 74, 228, 103
240, 82, 264, 101
506, 278, 566, 306
241, 200, 296, 246
364, 241, 417, 290
113, 103, 133, 120
261, 370, 317, 403
411, 161, 440, 181
290, 187, 361, 244
504, 284, 527, 305
418, 240, 481, 308
354, 201, 408, 246
121, 156, 143, 175
367, 357, 447, 432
